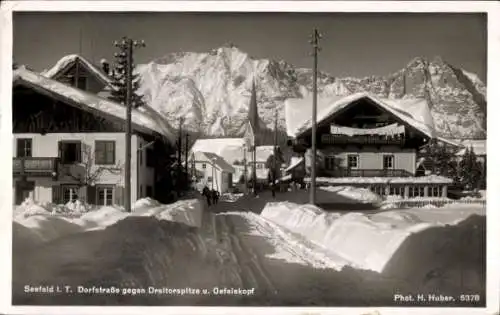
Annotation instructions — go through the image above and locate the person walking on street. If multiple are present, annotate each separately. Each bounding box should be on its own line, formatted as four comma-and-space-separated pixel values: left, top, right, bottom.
203, 186, 211, 207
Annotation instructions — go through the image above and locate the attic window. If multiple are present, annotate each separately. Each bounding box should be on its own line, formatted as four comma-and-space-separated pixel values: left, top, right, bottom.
69, 76, 87, 90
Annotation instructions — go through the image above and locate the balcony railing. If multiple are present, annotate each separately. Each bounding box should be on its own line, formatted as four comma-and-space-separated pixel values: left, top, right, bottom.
330, 168, 413, 177
321, 134, 405, 146
13, 157, 59, 177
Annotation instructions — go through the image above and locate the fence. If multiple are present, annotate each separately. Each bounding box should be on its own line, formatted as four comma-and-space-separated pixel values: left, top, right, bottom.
385, 198, 486, 209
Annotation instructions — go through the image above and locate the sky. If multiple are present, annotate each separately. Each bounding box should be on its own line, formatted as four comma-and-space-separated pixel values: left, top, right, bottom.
13, 12, 486, 81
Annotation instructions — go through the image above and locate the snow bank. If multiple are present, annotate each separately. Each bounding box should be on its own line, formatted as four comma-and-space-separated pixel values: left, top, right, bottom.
261, 201, 485, 273
133, 199, 203, 228
14, 198, 91, 219
220, 193, 244, 203
14, 215, 86, 243
133, 197, 162, 209
13, 198, 204, 251
320, 186, 382, 204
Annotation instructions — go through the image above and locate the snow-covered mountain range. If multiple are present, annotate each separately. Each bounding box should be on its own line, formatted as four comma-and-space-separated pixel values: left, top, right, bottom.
135, 45, 486, 139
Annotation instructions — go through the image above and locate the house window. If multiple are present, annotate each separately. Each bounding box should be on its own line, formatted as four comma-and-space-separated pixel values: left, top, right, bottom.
16, 138, 32, 157
383, 155, 394, 169
146, 185, 153, 197
430, 185, 443, 197
347, 154, 359, 169
71, 76, 87, 90
389, 185, 405, 197
409, 186, 425, 198
96, 186, 114, 206
95, 141, 115, 165
207, 176, 213, 182
59, 141, 82, 164
325, 156, 336, 170
140, 185, 143, 198
408, 186, 416, 198
62, 185, 79, 203
202, 163, 207, 169
146, 148, 154, 168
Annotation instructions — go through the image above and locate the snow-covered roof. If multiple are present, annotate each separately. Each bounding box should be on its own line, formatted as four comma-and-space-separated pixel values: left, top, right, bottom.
254, 145, 277, 162
189, 139, 277, 164
192, 151, 235, 173
190, 138, 246, 163
42, 54, 113, 87
305, 175, 453, 185
455, 139, 486, 156
285, 157, 304, 173
285, 92, 435, 139
13, 66, 175, 142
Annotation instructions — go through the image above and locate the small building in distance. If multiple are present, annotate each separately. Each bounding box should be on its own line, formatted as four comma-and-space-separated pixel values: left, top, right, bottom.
189, 151, 235, 193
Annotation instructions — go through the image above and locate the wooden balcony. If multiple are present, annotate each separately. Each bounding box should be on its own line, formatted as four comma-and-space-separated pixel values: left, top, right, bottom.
331, 168, 413, 177
13, 157, 59, 177
321, 134, 405, 146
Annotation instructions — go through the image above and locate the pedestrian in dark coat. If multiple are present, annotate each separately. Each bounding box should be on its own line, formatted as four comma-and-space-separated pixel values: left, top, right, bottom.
211, 189, 218, 205
203, 186, 211, 206
214, 190, 220, 204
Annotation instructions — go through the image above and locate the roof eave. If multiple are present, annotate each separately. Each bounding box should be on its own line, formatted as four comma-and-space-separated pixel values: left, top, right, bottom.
13, 77, 158, 137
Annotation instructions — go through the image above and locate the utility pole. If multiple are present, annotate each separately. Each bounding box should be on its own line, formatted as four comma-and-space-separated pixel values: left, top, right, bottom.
177, 117, 184, 195
253, 138, 257, 196
243, 145, 248, 194
309, 28, 322, 205
185, 133, 189, 176
113, 37, 145, 212
272, 108, 278, 198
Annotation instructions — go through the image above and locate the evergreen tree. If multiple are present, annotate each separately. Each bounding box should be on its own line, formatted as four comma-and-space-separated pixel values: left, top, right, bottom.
457, 147, 482, 190
426, 139, 457, 179
108, 49, 145, 108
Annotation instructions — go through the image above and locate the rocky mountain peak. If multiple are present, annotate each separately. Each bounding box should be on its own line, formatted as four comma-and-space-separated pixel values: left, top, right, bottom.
136, 46, 486, 140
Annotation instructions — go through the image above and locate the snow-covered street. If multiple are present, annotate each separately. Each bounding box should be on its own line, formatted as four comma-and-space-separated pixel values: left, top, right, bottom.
12, 191, 486, 306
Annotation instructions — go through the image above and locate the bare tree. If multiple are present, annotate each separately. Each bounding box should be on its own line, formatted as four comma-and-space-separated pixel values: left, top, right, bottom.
62, 144, 124, 201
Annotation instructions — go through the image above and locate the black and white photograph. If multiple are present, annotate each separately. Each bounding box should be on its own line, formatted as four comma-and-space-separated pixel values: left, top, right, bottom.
1, 1, 499, 313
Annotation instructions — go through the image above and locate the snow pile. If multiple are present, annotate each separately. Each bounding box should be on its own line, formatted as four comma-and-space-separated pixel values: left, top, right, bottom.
261, 201, 485, 273
14, 215, 86, 243
320, 186, 382, 204
64, 200, 90, 213
134, 199, 203, 228
133, 197, 162, 209
220, 193, 244, 203
225, 211, 350, 271
13, 198, 204, 251
78, 206, 129, 229
15, 198, 49, 218
309, 175, 453, 184
14, 198, 91, 219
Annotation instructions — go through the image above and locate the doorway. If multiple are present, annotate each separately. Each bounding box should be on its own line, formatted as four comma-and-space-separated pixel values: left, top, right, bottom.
15, 180, 35, 205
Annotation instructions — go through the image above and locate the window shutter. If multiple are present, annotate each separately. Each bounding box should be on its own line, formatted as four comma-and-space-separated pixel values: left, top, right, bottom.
108, 142, 115, 164
87, 186, 97, 205
58, 141, 63, 161
16, 140, 22, 157
115, 186, 124, 206
52, 185, 61, 204
95, 141, 104, 164
76, 142, 82, 163
78, 186, 87, 202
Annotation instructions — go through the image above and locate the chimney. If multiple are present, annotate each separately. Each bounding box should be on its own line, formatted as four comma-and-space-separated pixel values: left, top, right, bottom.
100, 58, 110, 75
